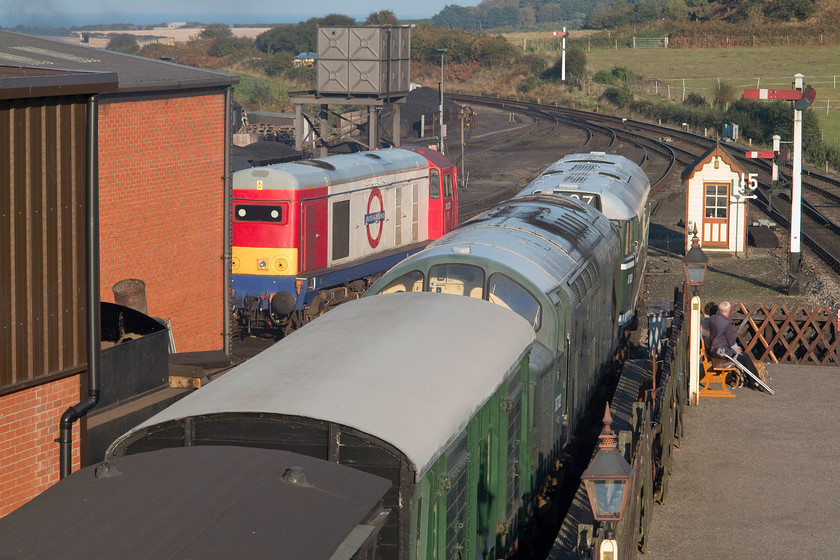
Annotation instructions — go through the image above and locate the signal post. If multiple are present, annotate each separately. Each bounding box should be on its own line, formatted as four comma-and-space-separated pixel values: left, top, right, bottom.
743, 73, 816, 295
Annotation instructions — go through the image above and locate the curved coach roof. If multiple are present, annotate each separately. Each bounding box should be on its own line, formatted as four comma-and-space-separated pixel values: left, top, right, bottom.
386, 195, 617, 295
108, 293, 535, 477
520, 152, 649, 221
232, 148, 428, 192
0, 447, 389, 560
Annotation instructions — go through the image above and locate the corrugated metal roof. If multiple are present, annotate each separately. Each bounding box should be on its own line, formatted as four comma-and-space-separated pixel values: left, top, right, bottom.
0, 30, 236, 94
108, 293, 535, 477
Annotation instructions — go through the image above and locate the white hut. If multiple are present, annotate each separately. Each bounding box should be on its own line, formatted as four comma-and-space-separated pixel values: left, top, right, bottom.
682, 142, 750, 255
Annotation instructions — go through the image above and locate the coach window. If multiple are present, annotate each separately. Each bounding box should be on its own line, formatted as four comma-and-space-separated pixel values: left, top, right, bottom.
378, 270, 424, 294
443, 173, 453, 197
488, 273, 541, 329
444, 433, 469, 560
332, 200, 351, 260
429, 169, 441, 199
428, 264, 484, 298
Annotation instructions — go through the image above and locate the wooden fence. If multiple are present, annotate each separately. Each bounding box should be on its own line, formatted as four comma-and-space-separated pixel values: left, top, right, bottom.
574, 299, 838, 557
733, 304, 840, 366
579, 294, 690, 558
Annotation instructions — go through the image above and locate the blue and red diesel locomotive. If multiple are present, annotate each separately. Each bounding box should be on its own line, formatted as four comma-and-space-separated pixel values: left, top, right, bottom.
231, 147, 457, 336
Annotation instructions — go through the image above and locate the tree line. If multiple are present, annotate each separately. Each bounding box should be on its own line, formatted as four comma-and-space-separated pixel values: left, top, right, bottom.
430, 0, 820, 32
101, 14, 837, 171
598, 75, 840, 170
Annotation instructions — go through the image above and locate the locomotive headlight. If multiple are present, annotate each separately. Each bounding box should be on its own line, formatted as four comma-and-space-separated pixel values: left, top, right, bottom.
231, 256, 240, 271
273, 257, 288, 273
258, 259, 268, 270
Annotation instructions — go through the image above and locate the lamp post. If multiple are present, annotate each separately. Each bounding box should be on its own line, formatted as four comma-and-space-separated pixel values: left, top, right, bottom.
437, 48, 448, 154
683, 225, 709, 297
582, 403, 634, 559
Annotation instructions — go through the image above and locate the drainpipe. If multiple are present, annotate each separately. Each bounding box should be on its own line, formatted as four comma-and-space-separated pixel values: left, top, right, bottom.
223, 86, 233, 356
58, 95, 101, 479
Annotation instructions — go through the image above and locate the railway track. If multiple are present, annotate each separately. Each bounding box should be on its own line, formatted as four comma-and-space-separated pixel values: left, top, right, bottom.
453, 93, 840, 274
452, 94, 676, 186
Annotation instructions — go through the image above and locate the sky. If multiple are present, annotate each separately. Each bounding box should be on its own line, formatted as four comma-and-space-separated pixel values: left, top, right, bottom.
0, 0, 481, 27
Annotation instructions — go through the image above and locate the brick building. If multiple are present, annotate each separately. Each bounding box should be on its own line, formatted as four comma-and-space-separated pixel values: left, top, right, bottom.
1, 30, 237, 352
1, 65, 118, 516
1, 31, 236, 515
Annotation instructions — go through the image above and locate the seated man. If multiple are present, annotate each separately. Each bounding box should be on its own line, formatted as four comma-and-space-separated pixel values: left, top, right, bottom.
708, 301, 765, 387
699, 301, 717, 349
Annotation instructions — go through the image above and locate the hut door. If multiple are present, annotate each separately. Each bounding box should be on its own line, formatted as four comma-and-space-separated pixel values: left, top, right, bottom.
702, 183, 729, 247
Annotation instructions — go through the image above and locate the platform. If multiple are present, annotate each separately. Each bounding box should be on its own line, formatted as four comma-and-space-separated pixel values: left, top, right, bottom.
640, 363, 840, 559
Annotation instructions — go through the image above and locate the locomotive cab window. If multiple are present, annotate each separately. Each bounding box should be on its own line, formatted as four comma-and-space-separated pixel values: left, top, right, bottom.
443, 173, 453, 198
428, 264, 484, 298
234, 204, 285, 223
429, 169, 441, 199
378, 270, 424, 294
488, 273, 541, 329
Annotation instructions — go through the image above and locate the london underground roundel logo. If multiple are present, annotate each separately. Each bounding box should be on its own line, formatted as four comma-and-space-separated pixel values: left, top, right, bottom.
365, 188, 385, 248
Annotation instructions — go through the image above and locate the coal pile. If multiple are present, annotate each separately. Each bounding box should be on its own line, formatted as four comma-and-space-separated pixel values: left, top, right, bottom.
376, 87, 460, 141
232, 141, 301, 171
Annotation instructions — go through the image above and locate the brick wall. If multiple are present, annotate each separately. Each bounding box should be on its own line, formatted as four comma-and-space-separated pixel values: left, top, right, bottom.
0, 375, 81, 517
98, 94, 226, 352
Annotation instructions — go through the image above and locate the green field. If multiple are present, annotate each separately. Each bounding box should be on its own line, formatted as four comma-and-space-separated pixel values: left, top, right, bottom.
584, 46, 840, 149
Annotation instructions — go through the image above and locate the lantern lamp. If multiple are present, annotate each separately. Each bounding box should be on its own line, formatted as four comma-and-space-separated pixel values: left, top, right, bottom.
582, 404, 634, 525
683, 226, 709, 287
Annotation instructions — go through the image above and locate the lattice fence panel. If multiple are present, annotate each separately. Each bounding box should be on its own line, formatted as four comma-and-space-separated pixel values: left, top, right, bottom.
732, 304, 840, 366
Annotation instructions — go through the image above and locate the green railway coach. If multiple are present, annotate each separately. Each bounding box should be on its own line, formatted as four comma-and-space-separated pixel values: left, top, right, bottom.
108, 293, 536, 560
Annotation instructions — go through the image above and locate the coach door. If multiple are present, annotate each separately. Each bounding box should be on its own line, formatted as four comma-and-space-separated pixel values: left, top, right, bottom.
702, 183, 729, 247
443, 171, 456, 232
301, 199, 327, 271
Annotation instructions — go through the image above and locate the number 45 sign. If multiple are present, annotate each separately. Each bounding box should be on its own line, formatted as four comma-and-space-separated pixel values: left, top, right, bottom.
736, 172, 759, 199
741, 172, 758, 190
